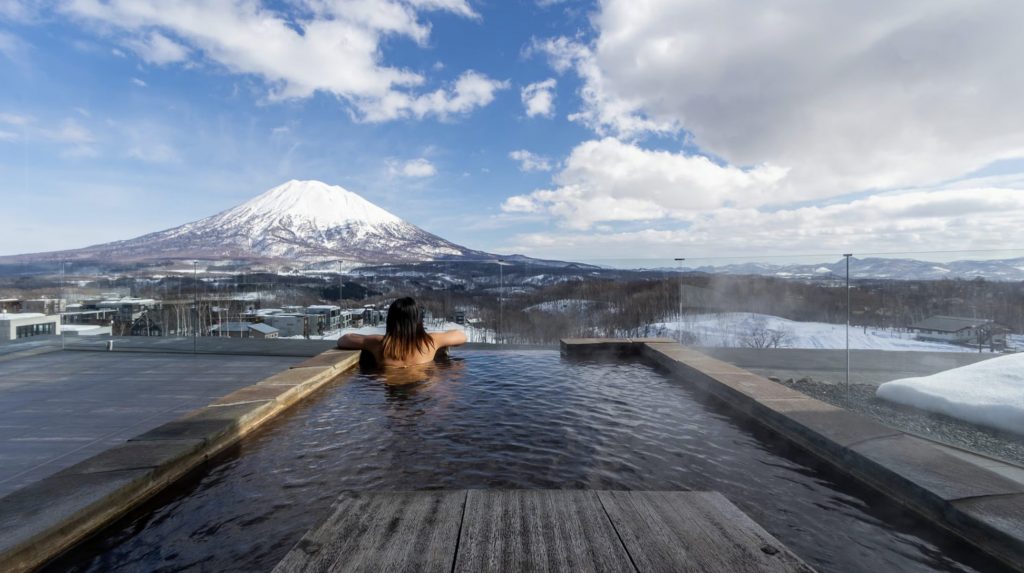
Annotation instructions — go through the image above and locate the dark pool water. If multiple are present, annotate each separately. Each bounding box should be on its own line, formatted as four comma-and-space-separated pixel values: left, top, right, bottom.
52, 351, 1008, 572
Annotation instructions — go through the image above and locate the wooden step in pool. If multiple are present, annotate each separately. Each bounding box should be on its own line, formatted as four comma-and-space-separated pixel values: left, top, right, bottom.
273, 490, 814, 573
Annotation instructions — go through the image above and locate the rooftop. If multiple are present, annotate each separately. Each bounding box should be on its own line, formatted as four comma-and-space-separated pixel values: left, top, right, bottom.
909, 315, 994, 332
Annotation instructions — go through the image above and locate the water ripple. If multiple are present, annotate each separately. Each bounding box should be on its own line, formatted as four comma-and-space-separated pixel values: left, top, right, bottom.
52, 351, 1003, 573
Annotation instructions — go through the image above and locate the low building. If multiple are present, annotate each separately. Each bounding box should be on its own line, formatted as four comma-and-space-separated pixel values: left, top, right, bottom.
362, 306, 385, 326
0, 312, 61, 341
92, 298, 161, 322
61, 305, 118, 326
262, 313, 309, 338
60, 324, 112, 336
22, 298, 67, 314
340, 309, 364, 328
909, 316, 997, 344
246, 323, 279, 339
21, 298, 66, 314
210, 322, 279, 339
306, 305, 342, 330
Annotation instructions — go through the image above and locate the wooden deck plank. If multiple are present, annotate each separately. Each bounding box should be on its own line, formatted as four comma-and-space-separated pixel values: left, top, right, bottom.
453, 490, 637, 573
597, 491, 815, 573
271, 490, 466, 573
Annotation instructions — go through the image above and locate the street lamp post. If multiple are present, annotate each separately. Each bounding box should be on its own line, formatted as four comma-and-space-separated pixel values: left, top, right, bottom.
498, 259, 505, 344
843, 253, 852, 401
193, 261, 199, 354
674, 258, 685, 344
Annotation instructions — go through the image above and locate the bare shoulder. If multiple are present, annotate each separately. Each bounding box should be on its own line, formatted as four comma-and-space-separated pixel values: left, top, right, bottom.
430, 329, 467, 348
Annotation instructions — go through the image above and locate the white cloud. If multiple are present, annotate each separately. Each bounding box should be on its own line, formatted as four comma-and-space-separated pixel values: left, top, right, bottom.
127, 142, 179, 163
0, 0, 39, 22
131, 77, 147, 87
358, 70, 508, 122
62, 0, 500, 121
0, 112, 31, 126
509, 149, 553, 172
521, 78, 556, 118
503, 137, 787, 228
398, 158, 437, 178
0, 30, 29, 62
0, 130, 18, 141
406, 0, 478, 19
123, 31, 189, 65
42, 118, 94, 144
530, 37, 677, 138
60, 144, 99, 159
502, 187, 1024, 260
540, 0, 1024, 200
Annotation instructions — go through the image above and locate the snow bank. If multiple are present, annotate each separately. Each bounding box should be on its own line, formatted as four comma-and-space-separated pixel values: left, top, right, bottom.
876, 353, 1024, 435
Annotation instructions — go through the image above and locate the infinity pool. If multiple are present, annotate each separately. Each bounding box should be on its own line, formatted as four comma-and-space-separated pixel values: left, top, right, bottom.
51, 350, 1006, 572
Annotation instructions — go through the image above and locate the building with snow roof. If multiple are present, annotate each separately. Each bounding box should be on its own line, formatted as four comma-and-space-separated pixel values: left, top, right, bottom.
262, 314, 309, 337
908, 315, 1005, 347
210, 322, 279, 339
0, 312, 61, 341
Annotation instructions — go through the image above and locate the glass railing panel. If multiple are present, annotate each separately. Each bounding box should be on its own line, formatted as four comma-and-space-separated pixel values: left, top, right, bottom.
844, 248, 1024, 460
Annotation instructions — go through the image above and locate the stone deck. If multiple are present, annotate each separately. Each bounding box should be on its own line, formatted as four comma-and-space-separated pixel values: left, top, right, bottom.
0, 347, 360, 573
0, 351, 304, 497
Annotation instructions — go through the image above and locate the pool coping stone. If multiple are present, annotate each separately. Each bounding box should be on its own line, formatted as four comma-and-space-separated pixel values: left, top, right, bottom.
0, 348, 360, 573
560, 338, 1024, 572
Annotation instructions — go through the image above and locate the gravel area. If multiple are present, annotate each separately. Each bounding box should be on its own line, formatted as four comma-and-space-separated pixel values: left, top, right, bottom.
777, 377, 1024, 467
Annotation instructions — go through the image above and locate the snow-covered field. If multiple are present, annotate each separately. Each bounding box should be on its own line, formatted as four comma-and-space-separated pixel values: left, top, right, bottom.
647, 312, 975, 352
877, 353, 1024, 435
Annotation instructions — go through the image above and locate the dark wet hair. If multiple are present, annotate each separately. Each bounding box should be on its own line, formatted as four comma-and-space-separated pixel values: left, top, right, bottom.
382, 297, 435, 361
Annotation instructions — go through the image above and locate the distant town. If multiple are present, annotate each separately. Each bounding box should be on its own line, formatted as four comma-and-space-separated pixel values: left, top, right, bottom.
1, 261, 1020, 352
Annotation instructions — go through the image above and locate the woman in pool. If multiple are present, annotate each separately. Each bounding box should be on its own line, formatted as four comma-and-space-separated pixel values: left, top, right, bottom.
337, 297, 466, 368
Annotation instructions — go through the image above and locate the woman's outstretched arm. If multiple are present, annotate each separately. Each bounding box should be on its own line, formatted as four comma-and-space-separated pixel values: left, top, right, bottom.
337, 333, 383, 350
432, 329, 467, 348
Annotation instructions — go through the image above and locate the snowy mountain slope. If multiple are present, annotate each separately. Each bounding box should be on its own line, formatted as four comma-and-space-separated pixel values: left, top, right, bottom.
4, 180, 493, 264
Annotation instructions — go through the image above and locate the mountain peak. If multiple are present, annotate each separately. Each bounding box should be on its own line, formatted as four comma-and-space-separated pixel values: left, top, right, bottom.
223, 179, 403, 229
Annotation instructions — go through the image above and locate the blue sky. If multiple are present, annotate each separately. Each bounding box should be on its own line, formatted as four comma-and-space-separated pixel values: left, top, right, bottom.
2, 0, 1023, 262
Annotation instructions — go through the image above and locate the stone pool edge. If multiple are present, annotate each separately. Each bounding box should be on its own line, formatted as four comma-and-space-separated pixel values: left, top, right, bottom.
561, 338, 1024, 572
0, 348, 360, 573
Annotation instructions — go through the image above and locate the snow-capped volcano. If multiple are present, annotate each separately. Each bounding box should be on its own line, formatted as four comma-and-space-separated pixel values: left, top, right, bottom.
209, 178, 406, 234
10, 180, 491, 264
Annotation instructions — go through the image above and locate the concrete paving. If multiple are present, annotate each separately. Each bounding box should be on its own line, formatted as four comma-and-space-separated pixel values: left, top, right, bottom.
0, 351, 301, 498
700, 347, 998, 386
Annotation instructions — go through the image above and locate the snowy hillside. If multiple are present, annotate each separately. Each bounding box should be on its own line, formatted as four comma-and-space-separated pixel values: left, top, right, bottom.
647, 312, 975, 352
686, 256, 1024, 281
877, 353, 1024, 435
6, 180, 491, 264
